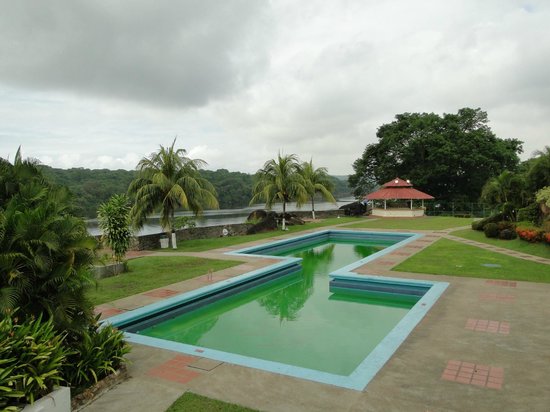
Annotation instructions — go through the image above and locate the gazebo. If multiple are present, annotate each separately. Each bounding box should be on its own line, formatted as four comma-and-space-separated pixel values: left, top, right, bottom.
364, 177, 434, 217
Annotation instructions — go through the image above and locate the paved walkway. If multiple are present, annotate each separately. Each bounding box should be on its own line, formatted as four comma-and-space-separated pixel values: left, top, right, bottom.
86, 223, 550, 412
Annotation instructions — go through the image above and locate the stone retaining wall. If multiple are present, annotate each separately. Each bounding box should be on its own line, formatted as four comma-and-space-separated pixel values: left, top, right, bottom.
117, 209, 342, 251
131, 222, 252, 250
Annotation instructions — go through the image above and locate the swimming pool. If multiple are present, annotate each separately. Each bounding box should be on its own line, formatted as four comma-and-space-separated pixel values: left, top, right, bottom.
108, 230, 448, 390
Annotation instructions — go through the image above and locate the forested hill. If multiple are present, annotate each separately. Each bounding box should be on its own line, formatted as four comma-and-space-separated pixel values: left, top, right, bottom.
39, 166, 352, 218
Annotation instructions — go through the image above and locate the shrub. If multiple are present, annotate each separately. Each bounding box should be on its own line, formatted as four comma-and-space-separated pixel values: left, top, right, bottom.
499, 229, 517, 240
98, 194, 132, 264
62, 317, 130, 395
516, 227, 543, 242
497, 221, 516, 231
543, 232, 550, 245
517, 203, 541, 224
535, 186, 550, 209
0, 314, 68, 409
484, 223, 500, 238
472, 213, 504, 231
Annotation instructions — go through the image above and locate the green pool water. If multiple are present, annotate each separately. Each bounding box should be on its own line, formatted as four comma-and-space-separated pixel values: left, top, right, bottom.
138, 239, 417, 376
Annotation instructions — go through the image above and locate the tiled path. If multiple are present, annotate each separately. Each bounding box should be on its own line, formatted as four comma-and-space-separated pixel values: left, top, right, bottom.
86, 221, 550, 412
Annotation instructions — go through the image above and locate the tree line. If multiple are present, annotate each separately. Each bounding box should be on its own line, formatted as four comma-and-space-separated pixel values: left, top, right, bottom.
39, 164, 351, 219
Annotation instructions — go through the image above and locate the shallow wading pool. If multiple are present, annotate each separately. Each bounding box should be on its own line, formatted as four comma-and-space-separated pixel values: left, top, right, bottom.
107, 230, 448, 390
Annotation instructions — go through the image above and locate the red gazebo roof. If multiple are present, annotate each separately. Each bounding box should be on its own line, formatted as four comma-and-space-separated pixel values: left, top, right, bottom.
364, 177, 434, 200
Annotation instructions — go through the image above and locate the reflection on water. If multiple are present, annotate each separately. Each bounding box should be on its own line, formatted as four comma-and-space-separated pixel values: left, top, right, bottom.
258, 244, 335, 322
138, 239, 412, 375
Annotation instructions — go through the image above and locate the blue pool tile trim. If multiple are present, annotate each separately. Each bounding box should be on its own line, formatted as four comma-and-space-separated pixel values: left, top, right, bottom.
106, 229, 448, 391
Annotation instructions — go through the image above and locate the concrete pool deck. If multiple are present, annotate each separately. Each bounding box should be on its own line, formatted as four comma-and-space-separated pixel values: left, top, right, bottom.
86, 224, 550, 412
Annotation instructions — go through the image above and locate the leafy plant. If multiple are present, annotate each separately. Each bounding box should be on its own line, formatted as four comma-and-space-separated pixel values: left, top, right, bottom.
97, 194, 132, 263
0, 313, 68, 409
62, 317, 130, 395
128, 138, 218, 249
471, 213, 504, 231
0, 150, 96, 334
498, 229, 517, 240
515, 227, 542, 242
535, 186, 550, 209
484, 223, 499, 238
173, 216, 196, 230
299, 159, 336, 219
517, 202, 541, 224
250, 153, 308, 230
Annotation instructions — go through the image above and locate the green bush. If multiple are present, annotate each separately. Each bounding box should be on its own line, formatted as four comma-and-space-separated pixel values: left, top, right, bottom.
98, 194, 132, 263
472, 213, 504, 231
498, 229, 517, 240
497, 221, 516, 231
62, 317, 130, 395
517, 203, 541, 224
484, 223, 500, 238
0, 314, 68, 409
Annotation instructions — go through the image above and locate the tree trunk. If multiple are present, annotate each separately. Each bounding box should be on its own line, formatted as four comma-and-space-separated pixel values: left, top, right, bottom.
170, 209, 177, 249
311, 197, 315, 220
282, 201, 287, 230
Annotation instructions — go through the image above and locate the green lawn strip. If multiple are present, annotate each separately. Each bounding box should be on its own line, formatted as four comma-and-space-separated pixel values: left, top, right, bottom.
394, 238, 550, 283
451, 229, 550, 260
343, 216, 475, 230
161, 216, 361, 252
166, 392, 258, 412
88, 256, 242, 305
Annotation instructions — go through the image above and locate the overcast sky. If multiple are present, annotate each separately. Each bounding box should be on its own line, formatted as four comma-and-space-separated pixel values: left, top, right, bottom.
0, 0, 548, 175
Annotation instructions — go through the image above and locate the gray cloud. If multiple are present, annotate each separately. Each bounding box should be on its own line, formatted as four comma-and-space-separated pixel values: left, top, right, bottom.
0, 0, 270, 107
0, 0, 549, 175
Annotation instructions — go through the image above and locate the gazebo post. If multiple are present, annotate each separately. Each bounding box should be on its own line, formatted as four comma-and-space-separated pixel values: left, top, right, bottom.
384, 200, 387, 210
422, 199, 424, 209
410, 199, 413, 210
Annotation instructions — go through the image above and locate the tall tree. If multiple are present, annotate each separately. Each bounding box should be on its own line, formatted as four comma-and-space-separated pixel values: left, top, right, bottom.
250, 153, 308, 230
0, 149, 96, 333
349, 108, 523, 202
128, 139, 218, 248
526, 146, 550, 193
299, 160, 336, 219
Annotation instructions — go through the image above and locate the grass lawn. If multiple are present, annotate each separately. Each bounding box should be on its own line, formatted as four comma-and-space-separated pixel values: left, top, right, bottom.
162, 216, 361, 252
394, 238, 550, 283
88, 256, 242, 305
451, 229, 550, 260
166, 392, 257, 412
343, 216, 475, 231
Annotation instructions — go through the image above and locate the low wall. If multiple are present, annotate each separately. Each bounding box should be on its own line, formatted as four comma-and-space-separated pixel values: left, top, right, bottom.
371, 208, 426, 217
131, 222, 252, 250
123, 209, 342, 250
291, 209, 341, 219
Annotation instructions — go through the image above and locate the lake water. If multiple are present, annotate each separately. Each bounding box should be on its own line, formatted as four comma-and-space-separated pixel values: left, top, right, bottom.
86, 199, 355, 236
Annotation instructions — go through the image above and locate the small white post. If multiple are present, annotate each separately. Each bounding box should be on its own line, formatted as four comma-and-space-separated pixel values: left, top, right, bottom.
171, 232, 177, 249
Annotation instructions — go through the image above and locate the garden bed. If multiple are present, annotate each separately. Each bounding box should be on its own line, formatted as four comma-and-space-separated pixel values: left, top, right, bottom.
71, 365, 129, 412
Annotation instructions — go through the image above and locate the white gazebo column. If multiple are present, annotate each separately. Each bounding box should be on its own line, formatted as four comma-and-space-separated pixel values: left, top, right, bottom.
410, 199, 413, 210
384, 200, 387, 210
422, 199, 424, 208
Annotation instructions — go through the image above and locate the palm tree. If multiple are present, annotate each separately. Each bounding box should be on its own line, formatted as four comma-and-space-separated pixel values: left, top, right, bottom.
250, 153, 308, 230
481, 170, 527, 219
128, 139, 218, 248
300, 159, 336, 219
0, 150, 96, 333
